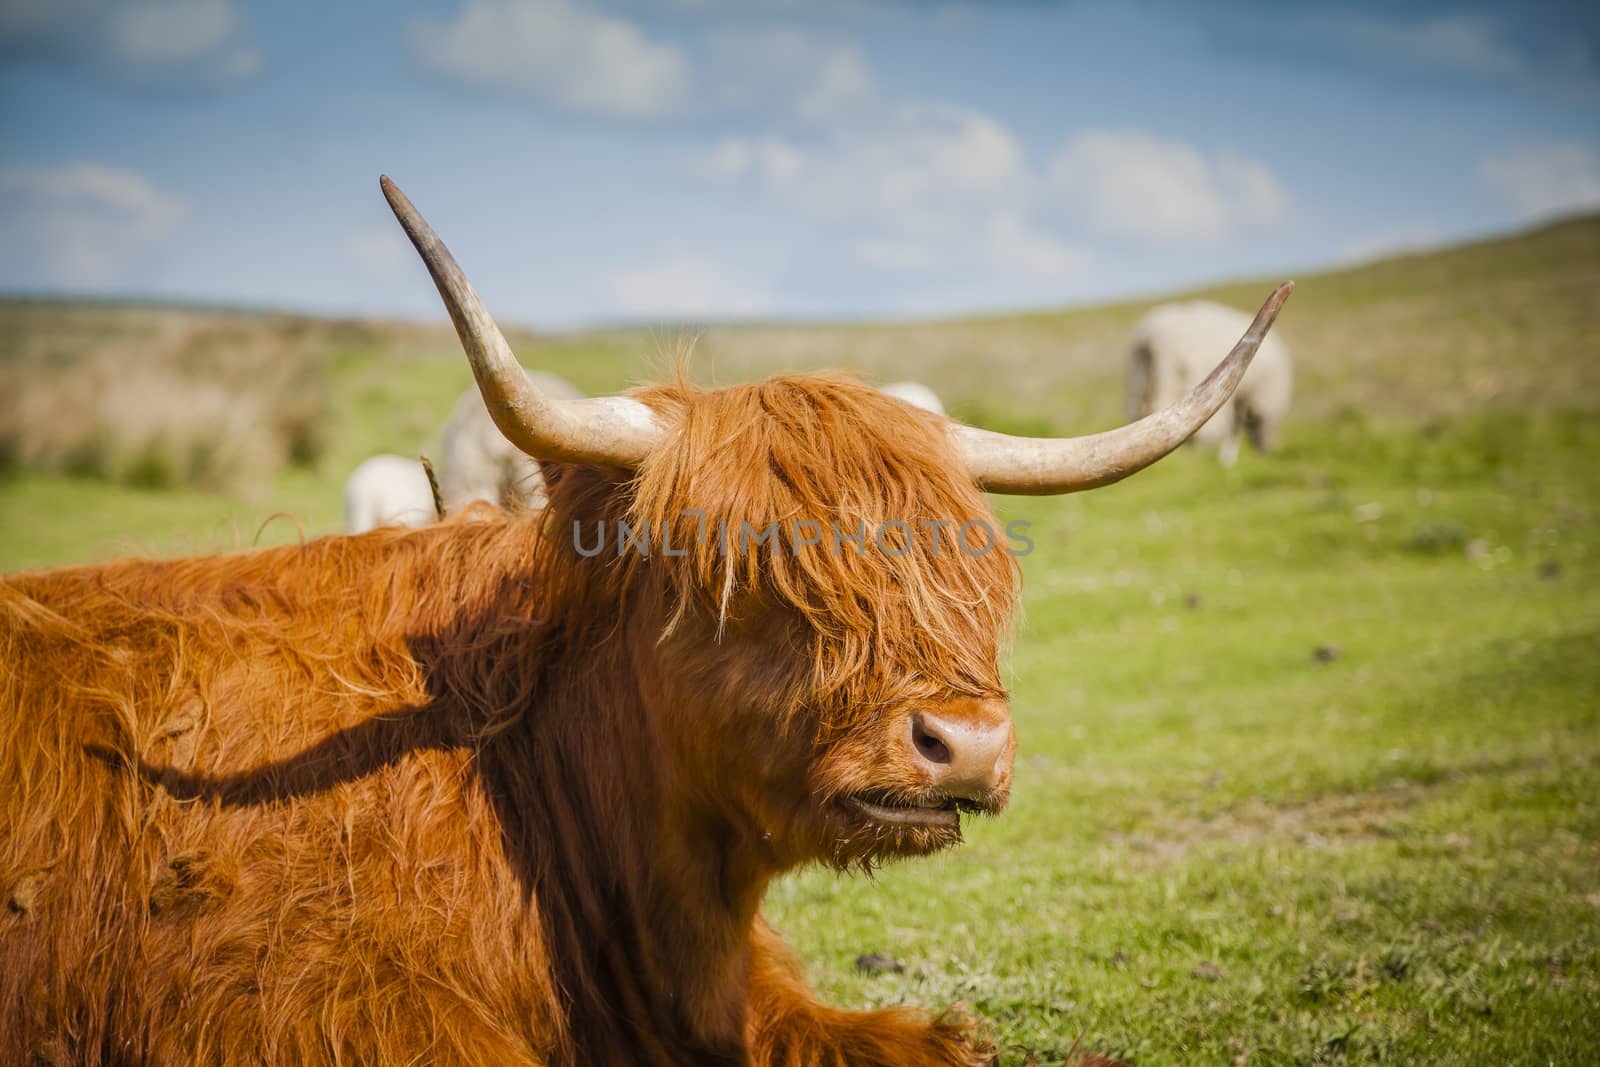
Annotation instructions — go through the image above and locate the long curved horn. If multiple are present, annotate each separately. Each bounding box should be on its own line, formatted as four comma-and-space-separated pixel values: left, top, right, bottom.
954, 281, 1294, 495
381, 176, 662, 467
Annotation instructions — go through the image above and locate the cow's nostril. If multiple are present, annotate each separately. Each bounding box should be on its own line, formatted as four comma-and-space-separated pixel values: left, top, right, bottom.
904, 701, 1013, 799
910, 712, 953, 766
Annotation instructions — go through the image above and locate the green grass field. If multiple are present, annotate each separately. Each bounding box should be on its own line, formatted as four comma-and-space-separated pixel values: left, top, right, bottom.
774, 409, 1599, 1064
2, 217, 1597, 1063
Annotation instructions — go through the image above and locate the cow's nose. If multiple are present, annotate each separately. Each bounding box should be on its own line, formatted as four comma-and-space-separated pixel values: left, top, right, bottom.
907, 700, 1014, 799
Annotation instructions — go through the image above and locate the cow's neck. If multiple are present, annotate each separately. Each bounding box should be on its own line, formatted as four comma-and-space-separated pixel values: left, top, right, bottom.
482, 628, 765, 1066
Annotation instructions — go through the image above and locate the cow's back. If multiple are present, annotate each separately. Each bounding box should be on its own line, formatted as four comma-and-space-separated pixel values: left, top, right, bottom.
0, 528, 558, 1065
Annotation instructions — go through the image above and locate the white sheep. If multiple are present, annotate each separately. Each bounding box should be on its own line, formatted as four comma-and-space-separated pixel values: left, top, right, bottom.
438, 372, 583, 512
1126, 300, 1293, 466
879, 381, 946, 416
343, 454, 437, 533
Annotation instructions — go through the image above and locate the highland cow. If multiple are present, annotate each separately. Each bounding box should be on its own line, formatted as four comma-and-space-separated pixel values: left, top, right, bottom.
0, 176, 1292, 1066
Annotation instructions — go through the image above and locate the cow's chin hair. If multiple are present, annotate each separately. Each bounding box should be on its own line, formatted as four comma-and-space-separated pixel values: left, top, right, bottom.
820, 802, 968, 873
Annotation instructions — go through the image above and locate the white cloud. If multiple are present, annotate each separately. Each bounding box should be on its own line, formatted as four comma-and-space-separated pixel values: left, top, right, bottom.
1301, 13, 1525, 79
708, 28, 875, 122
608, 256, 775, 319
411, 0, 689, 120
686, 136, 809, 185
1479, 143, 1600, 220
110, 0, 243, 65
688, 76, 1086, 294
698, 101, 1028, 226
1048, 130, 1289, 244
985, 212, 1086, 283
0, 163, 185, 285
664, 0, 882, 13
1214, 153, 1291, 224
664, 0, 975, 13
1389, 15, 1524, 76
1262, 11, 1598, 95
851, 214, 1085, 285
0, 0, 259, 81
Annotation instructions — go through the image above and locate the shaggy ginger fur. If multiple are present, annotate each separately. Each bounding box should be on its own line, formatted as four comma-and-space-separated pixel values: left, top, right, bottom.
2, 374, 1117, 1065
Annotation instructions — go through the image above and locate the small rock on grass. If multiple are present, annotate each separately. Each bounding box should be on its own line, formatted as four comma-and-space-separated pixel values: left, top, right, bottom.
1313, 644, 1341, 664
1190, 961, 1225, 981
854, 953, 904, 975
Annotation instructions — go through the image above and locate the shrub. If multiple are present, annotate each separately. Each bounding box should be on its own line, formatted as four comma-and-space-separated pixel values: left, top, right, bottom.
0, 305, 333, 492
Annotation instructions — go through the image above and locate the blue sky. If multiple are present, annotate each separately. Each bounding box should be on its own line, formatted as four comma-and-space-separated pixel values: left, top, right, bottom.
2, 0, 1597, 326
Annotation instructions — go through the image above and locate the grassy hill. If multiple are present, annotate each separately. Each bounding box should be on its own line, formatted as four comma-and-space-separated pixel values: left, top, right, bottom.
2, 216, 1597, 1063
3, 213, 1596, 571
704, 212, 1600, 433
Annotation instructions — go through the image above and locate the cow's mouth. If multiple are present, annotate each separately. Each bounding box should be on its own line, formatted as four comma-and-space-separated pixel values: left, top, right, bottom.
844, 793, 967, 829
826, 790, 1002, 867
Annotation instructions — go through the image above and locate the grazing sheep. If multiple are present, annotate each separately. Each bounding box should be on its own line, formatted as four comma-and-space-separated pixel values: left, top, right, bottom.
438, 373, 582, 512
879, 380, 946, 416
1126, 300, 1293, 465
342, 453, 436, 533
